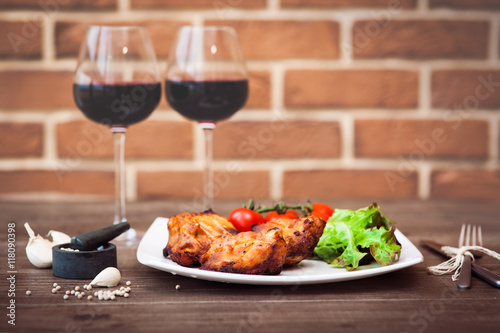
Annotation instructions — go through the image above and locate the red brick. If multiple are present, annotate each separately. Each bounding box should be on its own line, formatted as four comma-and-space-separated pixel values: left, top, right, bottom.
0, 0, 116, 10
0, 122, 43, 157
205, 20, 339, 60
0, 170, 114, 196
247, 71, 271, 109
285, 70, 418, 109
431, 169, 500, 201
56, 20, 189, 58
352, 20, 489, 59
283, 170, 418, 199
355, 119, 489, 159
0, 70, 74, 109
430, 0, 500, 10
282, 0, 416, 8
131, 0, 266, 9
0, 21, 42, 59
56, 120, 193, 159
432, 70, 500, 109
213, 121, 341, 159
137, 170, 269, 200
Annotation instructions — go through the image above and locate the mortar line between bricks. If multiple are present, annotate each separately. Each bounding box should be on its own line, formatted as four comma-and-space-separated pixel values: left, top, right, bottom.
419, 163, 431, 200
488, 14, 500, 66
488, 115, 499, 163
418, 0, 429, 11
267, 0, 280, 11
126, 164, 137, 202
0, 158, 494, 174
0, 8, 498, 22
118, 0, 130, 12
418, 64, 431, 115
340, 114, 354, 165
270, 163, 283, 201
41, 10, 55, 63
0, 59, 496, 72
42, 116, 57, 162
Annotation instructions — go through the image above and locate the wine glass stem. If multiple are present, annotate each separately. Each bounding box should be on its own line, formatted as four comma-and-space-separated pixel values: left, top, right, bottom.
202, 125, 215, 210
112, 127, 127, 224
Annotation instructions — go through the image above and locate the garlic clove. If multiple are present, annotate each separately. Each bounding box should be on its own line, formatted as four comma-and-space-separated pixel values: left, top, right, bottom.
24, 222, 53, 268
89, 267, 121, 287
47, 230, 71, 245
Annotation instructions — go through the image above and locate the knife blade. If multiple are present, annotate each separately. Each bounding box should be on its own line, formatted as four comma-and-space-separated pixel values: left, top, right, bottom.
421, 240, 500, 288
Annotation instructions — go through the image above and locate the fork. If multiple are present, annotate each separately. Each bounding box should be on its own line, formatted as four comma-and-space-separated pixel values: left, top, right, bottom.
457, 224, 480, 289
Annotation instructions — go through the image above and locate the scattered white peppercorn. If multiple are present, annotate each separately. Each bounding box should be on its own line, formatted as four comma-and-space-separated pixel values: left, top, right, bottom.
175, 284, 181, 290
53, 283, 58, 288
88, 295, 93, 300
65, 290, 70, 295
124, 293, 129, 298
126, 281, 131, 286
77, 294, 83, 300
56, 286, 61, 291
71, 290, 75, 295
75, 286, 80, 291
51, 288, 57, 294
63, 295, 69, 300
26, 290, 31, 296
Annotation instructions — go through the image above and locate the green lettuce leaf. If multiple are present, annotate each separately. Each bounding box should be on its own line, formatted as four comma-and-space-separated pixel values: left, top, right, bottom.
314, 203, 401, 270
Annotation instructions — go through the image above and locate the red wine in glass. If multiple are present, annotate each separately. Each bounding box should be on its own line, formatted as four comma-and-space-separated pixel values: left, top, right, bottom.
74, 82, 162, 126
73, 26, 161, 239
165, 79, 248, 123
164, 26, 249, 210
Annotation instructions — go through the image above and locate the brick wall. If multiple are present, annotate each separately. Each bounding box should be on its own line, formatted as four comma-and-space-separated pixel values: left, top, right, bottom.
1, 0, 499, 205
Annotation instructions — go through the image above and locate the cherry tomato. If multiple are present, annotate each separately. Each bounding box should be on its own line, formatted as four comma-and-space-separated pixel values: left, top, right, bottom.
309, 202, 334, 221
228, 208, 265, 232
264, 210, 299, 222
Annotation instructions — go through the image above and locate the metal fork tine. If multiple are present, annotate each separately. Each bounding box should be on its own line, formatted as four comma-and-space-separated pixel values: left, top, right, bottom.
478, 226, 483, 247
457, 223, 472, 289
465, 224, 471, 246
459, 224, 466, 247
472, 225, 477, 246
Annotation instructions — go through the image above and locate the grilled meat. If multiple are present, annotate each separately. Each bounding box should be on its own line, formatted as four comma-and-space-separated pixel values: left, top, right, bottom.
164, 211, 238, 267
200, 228, 287, 275
252, 216, 326, 266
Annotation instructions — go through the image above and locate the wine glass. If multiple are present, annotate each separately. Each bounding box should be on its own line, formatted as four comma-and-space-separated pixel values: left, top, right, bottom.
164, 26, 248, 210
73, 26, 161, 239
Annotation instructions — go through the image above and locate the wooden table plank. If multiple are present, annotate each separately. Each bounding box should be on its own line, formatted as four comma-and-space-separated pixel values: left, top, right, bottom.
1, 199, 499, 333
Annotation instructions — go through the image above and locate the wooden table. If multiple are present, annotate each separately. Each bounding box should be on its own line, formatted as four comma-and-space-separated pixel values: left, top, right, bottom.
1, 199, 499, 333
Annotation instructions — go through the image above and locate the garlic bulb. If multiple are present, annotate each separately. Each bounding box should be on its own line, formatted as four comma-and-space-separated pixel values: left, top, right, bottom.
24, 222, 53, 268
47, 230, 71, 245
89, 267, 121, 287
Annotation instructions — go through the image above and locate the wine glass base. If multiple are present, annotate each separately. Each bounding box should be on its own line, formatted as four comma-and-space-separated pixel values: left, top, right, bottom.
113, 224, 137, 243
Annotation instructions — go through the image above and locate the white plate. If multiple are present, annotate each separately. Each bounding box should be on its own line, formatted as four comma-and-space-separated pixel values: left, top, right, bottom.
137, 217, 424, 285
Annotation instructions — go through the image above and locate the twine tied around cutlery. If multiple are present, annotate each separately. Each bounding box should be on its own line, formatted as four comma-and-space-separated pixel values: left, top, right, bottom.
428, 245, 500, 281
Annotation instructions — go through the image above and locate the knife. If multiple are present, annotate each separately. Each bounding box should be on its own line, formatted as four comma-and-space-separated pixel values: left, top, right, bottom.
421, 240, 500, 288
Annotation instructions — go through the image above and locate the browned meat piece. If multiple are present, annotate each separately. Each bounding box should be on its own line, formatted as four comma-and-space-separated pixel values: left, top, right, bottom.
164, 211, 238, 267
200, 228, 287, 275
252, 216, 326, 266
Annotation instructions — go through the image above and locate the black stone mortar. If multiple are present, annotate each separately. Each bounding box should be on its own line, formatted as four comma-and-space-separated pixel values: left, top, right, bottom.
52, 222, 129, 279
